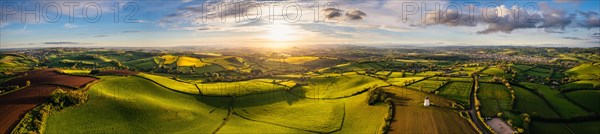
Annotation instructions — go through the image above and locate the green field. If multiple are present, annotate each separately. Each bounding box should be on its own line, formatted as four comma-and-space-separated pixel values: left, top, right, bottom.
45, 76, 231, 133
293, 74, 389, 98
531, 120, 600, 134
430, 76, 473, 82
197, 79, 290, 96
438, 82, 472, 106
565, 90, 600, 113
268, 56, 320, 65
520, 82, 590, 118
387, 77, 425, 86
234, 91, 344, 133
565, 63, 600, 80
137, 73, 199, 94
477, 83, 512, 117
510, 64, 533, 71
481, 67, 510, 78
406, 80, 447, 92
414, 71, 443, 77
561, 80, 600, 91
123, 58, 156, 71
513, 86, 560, 118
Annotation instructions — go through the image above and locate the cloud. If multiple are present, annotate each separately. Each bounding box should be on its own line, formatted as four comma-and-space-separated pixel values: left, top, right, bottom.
562, 37, 587, 40
43, 42, 81, 45
322, 8, 367, 21
0, 22, 8, 28
64, 23, 79, 29
122, 30, 140, 33
94, 34, 109, 38
323, 8, 343, 20
345, 10, 367, 20
417, 4, 585, 34
577, 11, 600, 29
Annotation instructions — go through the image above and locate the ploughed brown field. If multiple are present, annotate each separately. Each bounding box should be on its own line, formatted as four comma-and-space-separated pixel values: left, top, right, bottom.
0, 85, 75, 134
383, 87, 478, 134
1, 69, 97, 88
0, 69, 97, 134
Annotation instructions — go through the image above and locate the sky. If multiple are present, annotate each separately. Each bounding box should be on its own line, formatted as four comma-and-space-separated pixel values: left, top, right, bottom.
0, 0, 599, 48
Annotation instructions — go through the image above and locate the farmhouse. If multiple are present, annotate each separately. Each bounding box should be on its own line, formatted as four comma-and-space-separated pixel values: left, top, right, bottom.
424, 96, 430, 106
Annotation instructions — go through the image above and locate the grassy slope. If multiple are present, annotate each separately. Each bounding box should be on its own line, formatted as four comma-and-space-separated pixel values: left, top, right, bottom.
565, 63, 600, 80
561, 80, 600, 91
513, 86, 560, 118
233, 91, 344, 133
197, 79, 289, 96
565, 90, 600, 113
332, 93, 388, 134
292, 74, 389, 98
177, 56, 208, 67
45, 76, 230, 133
520, 82, 589, 118
137, 73, 199, 94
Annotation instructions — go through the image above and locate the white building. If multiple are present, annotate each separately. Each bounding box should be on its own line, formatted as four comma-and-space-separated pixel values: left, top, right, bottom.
424, 96, 430, 106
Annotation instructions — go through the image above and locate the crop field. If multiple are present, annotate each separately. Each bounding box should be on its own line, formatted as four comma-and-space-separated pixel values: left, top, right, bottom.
268, 56, 320, 65
520, 82, 590, 118
292, 74, 389, 98
477, 83, 512, 117
406, 80, 447, 92
160, 55, 178, 65
60, 69, 91, 75
513, 86, 560, 118
565, 63, 600, 80
45, 76, 231, 133
383, 86, 477, 134
565, 90, 600, 113
1, 69, 97, 88
177, 56, 209, 67
387, 77, 425, 86
438, 82, 472, 106
561, 80, 600, 91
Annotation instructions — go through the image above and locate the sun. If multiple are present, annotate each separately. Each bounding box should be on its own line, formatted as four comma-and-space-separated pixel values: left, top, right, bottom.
265, 23, 298, 42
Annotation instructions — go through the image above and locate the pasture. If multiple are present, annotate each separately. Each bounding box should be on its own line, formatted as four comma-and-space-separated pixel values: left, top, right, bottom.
438, 82, 472, 106
513, 86, 560, 118
45, 76, 231, 133
477, 83, 512, 117
292, 74, 389, 98
565, 90, 600, 113
520, 82, 590, 118
565, 63, 600, 80
387, 77, 425, 86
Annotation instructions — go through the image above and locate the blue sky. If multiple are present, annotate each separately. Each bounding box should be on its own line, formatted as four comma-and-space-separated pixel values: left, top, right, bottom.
0, 0, 599, 48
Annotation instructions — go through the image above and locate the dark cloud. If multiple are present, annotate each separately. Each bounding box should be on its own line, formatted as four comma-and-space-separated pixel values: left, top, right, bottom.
322, 8, 367, 21
418, 4, 591, 34
345, 10, 367, 20
562, 37, 587, 40
577, 11, 600, 29
323, 8, 343, 20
